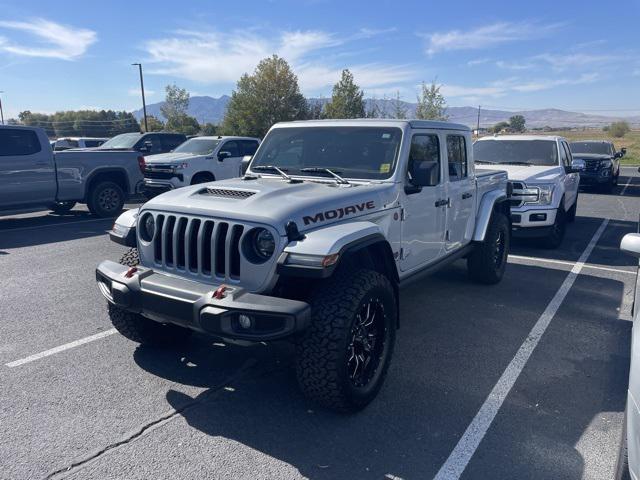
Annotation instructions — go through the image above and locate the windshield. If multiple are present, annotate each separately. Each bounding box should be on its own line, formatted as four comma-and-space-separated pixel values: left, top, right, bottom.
473, 139, 558, 166
98, 133, 141, 149
570, 142, 610, 155
251, 127, 402, 180
173, 138, 221, 155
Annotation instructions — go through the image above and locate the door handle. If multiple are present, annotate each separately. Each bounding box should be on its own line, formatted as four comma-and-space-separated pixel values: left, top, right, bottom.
435, 199, 448, 207
462, 192, 473, 199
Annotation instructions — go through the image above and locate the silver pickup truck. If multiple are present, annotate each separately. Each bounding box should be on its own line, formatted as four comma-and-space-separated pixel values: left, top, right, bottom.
0, 125, 145, 217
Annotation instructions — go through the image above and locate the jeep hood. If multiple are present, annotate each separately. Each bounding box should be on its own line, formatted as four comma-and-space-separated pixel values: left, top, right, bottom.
489, 164, 565, 183
141, 177, 398, 235
145, 152, 199, 164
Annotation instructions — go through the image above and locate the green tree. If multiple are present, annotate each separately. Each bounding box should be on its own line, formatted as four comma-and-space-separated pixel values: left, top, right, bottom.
307, 100, 325, 120
415, 81, 448, 121
221, 55, 308, 137
391, 91, 408, 119
491, 121, 510, 133
166, 114, 200, 135
142, 115, 165, 132
324, 69, 365, 119
18, 109, 139, 137
509, 115, 526, 133
160, 84, 190, 123
200, 123, 218, 136
610, 121, 631, 138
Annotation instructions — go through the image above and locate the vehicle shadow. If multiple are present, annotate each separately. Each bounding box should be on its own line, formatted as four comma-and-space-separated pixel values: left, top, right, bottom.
0, 210, 113, 250
132, 261, 630, 479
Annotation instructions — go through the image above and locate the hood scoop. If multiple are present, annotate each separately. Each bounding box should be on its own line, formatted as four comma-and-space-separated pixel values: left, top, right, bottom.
198, 187, 257, 199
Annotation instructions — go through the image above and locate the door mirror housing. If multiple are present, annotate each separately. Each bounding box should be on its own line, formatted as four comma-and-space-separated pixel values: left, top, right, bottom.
408, 159, 439, 188
218, 151, 232, 161
621, 233, 640, 258
621, 147, 627, 156
615, 151, 624, 159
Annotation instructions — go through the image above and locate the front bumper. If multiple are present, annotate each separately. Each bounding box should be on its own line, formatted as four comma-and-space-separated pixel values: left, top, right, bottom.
96, 260, 311, 341
143, 179, 179, 196
511, 206, 557, 232
579, 169, 613, 186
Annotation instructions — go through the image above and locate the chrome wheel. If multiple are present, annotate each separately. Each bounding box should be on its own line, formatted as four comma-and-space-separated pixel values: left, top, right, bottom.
348, 298, 386, 388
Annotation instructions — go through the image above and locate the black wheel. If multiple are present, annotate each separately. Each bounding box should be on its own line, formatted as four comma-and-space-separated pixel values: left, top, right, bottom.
119, 247, 140, 267
541, 206, 566, 249
88, 181, 125, 217
567, 195, 578, 223
108, 303, 192, 346
615, 405, 632, 480
49, 201, 76, 215
107, 247, 191, 346
296, 269, 396, 413
467, 212, 509, 284
191, 173, 215, 185
601, 178, 615, 194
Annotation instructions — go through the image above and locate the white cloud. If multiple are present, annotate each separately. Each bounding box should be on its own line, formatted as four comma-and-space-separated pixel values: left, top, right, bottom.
534, 52, 623, 70
142, 28, 414, 93
467, 57, 491, 66
422, 21, 562, 56
495, 60, 535, 70
0, 18, 96, 60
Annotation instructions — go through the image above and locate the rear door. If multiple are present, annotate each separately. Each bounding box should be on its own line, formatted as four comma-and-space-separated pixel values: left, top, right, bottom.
400, 132, 447, 272
161, 134, 186, 153
445, 133, 475, 251
0, 128, 56, 208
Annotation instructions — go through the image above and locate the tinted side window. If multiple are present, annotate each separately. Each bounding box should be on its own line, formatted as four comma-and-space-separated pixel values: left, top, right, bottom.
221, 141, 240, 157
447, 135, 467, 181
241, 140, 259, 156
0, 129, 42, 156
84, 140, 102, 148
161, 135, 185, 151
408, 134, 440, 185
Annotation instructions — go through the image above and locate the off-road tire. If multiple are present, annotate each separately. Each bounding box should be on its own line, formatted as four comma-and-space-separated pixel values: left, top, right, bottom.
108, 303, 192, 346
119, 247, 140, 267
87, 181, 125, 217
615, 405, 632, 480
49, 201, 76, 215
295, 269, 396, 413
191, 173, 215, 185
467, 212, 509, 284
566, 195, 578, 223
541, 206, 566, 249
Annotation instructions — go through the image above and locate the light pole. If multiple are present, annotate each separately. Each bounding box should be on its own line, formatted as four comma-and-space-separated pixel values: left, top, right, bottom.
0, 91, 5, 125
132, 63, 148, 132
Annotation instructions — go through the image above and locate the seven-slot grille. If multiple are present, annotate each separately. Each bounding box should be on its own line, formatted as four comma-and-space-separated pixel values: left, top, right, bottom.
150, 214, 245, 281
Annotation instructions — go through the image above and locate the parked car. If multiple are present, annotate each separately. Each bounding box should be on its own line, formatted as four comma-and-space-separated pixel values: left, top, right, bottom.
0, 125, 145, 217
96, 119, 511, 412
143, 136, 260, 197
570, 140, 624, 192
617, 233, 640, 479
474, 135, 582, 248
54, 137, 109, 151
97, 132, 186, 156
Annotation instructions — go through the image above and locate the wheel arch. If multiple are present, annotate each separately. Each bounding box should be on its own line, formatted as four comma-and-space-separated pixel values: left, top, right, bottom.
84, 168, 129, 201
472, 190, 509, 242
191, 171, 216, 184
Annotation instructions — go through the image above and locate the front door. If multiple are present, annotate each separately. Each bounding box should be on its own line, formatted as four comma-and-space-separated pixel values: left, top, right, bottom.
216, 140, 243, 179
0, 128, 56, 208
560, 141, 579, 209
400, 132, 447, 272
445, 134, 475, 251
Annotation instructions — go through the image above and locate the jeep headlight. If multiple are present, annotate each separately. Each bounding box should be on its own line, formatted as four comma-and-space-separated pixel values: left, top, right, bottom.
534, 185, 554, 205
243, 228, 275, 262
139, 213, 155, 242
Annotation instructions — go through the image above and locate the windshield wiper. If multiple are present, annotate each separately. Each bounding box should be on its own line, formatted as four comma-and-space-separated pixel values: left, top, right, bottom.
500, 161, 532, 166
300, 167, 350, 185
475, 160, 498, 164
252, 165, 293, 181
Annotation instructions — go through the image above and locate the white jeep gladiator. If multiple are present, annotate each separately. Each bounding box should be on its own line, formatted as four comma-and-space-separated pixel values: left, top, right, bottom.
474, 135, 582, 248
96, 119, 511, 412
143, 136, 260, 196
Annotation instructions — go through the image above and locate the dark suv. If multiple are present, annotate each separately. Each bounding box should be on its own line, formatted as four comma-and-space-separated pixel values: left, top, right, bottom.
97, 132, 187, 156
569, 140, 625, 193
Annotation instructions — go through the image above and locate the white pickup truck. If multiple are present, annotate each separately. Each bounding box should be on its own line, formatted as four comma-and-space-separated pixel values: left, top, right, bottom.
0, 125, 145, 217
143, 136, 260, 196
97, 119, 511, 412
474, 135, 582, 248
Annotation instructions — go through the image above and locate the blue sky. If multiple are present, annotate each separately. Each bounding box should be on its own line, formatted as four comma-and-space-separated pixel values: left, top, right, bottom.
0, 0, 638, 119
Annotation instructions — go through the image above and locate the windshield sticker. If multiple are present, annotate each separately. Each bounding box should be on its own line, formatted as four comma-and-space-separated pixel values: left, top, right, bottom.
380, 163, 391, 173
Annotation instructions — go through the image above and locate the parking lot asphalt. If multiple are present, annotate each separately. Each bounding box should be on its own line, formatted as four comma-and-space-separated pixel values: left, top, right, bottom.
1, 169, 639, 480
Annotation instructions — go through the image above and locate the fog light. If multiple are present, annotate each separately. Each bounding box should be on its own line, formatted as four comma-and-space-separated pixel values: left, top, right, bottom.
238, 314, 252, 329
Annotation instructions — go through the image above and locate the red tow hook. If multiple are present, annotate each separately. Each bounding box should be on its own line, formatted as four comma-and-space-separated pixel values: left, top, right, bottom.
124, 267, 138, 278
212, 285, 227, 299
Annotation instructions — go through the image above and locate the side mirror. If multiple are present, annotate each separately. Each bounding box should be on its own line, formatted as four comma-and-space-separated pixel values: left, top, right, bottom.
621, 233, 640, 258
622, 148, 627, 156
570, 159, 585, 172
407, 159, 439, 189
218, 151, 231, 161
241, 155, 252, 175
615, 151, 625, 159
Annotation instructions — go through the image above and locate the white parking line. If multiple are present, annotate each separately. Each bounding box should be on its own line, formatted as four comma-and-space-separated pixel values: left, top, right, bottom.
434, 218, 609, 480
509, 254, 635, 276
5, 329, 117, 368
620, 175, 634, 196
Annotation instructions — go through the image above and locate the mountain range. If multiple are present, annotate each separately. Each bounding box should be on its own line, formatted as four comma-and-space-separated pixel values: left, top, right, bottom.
132, 95, 640, 128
